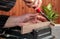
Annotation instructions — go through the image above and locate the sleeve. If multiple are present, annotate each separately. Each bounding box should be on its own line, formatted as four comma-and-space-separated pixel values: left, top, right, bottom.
0, 15, 9, 28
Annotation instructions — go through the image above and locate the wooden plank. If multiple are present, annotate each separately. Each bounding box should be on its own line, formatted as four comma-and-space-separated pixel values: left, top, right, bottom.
21, 22, 50, 34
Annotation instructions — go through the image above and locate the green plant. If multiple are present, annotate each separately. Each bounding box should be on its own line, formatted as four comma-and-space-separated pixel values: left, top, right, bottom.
42, 3, 58, 21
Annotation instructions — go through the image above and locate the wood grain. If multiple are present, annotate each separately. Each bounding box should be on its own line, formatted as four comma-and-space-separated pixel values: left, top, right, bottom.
21, 22, 50, 34
0, 0, 35, 16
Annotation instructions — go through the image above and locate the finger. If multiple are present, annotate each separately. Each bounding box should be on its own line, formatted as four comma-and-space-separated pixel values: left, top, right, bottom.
28, 13, 47, 22
35, 0, 42, 10
36, 15, 47, 22
29, 17, 42, 23
32, 0, 38, 7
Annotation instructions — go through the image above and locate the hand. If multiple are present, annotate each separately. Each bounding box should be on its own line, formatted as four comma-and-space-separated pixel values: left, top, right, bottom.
4, 13, 38, 28
24, 0, 42, 10
36, 14, 47, 22
17, 13, 47, 26
4, 13, 47, 28
32, 0, 42, 10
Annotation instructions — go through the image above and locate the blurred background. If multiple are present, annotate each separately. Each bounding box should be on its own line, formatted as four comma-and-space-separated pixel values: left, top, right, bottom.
0, 0, 60, 24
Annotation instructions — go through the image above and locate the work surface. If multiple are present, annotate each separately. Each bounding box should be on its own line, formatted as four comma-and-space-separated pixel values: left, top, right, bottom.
21, 22, 51, 34
52, 24, 60, 39
0, 22, 53, 39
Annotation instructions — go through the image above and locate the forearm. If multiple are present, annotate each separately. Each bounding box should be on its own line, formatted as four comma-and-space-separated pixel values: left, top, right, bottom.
4, 16, 24, 28
4, 16, 18, 28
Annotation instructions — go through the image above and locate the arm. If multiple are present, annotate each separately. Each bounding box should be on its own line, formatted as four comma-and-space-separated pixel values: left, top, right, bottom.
0, 13, 48, 28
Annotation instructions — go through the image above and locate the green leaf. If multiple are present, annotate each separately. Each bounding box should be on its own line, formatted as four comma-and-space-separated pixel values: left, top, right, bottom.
42, 6, 50, 15
47, 3, 52, 10
42, 3, 58, 21
52, 13, 59, 20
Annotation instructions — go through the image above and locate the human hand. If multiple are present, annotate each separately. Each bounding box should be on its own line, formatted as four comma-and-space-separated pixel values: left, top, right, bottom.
17, 13, 47, 27
4, 13, 38, 28
24, 0, 42, 10
4, 13, 47, 28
